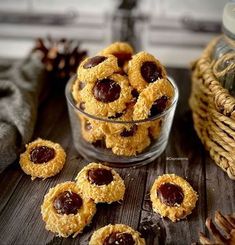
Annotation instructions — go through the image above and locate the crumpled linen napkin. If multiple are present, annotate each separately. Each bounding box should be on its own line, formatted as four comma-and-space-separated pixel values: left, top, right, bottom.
0, 54, 46, 172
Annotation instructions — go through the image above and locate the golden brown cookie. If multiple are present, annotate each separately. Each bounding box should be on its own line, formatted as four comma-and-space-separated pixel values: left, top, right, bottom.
79, 115, 104, 143
105, 124, 151, 156
41, 181, 96, 238
147, 119, 163, 140
75, 162, 125, 203
150, 174, 198, 222
133, 79, 174, 120
19, 138, 66, 180
80, 73, 132, 118
71, 78, 86, 103
99, 42, 134, 68
89, 224, 146, 245
77, 54, 120, 83
128, 51, 167, 92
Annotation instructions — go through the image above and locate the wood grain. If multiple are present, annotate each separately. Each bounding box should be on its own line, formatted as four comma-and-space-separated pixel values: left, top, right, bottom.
0, 68, 234, 245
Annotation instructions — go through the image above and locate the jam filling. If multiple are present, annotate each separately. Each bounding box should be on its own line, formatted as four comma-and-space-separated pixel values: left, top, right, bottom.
93, 79, 121, 103
87, 168, 113, 186
112, 52, 132, 67
157, 183, 184, 207
141, 61, 162, 83
103, 232, 135, 245
30, 146, 55, 164
83, 56, 107, 69
53, 191, 83, 215
150, 95, 168, 117
120, 125, 138, 137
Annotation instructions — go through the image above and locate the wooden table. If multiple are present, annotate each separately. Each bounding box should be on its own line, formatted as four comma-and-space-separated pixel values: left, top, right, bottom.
0, 67, 234, 245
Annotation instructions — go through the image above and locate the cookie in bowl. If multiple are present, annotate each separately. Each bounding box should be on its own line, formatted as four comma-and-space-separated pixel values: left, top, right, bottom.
75, 162, 125, 203
19, 138, 66, 180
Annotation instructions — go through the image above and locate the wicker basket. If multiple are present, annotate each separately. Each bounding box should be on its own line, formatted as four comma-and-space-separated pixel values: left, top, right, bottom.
189, 37, 235, 180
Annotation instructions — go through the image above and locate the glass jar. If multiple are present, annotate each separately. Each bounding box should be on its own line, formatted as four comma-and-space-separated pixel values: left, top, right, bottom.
65, 75, 178, 167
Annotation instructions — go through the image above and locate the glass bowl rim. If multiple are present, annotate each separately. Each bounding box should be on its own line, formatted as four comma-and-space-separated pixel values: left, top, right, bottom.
65, 74, 179, 124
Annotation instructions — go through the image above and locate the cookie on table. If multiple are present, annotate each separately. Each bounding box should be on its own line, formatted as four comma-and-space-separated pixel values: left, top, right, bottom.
75, 162, 125, 203
105, 124, 151, 156
128, 51, 167, 92
77, 54, 120, 83
19, 138, 66, 180
98, 42, 134, 68
89, 224, 146, 245
80, 73, 132, 118
150, 174, 198, 222
41, 181, 96, 238
133, 79, 174, 120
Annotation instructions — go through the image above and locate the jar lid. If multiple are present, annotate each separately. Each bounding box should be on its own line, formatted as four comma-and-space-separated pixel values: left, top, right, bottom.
223, 2, 235, 35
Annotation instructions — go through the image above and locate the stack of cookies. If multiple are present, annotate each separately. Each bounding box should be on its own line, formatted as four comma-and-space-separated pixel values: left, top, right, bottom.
71, 42, 175, 156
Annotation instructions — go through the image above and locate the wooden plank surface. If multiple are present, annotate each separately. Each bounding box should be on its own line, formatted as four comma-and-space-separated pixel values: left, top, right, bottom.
0, 68, 234, 245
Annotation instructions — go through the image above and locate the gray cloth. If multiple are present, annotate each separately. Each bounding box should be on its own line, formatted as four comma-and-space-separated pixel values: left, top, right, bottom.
0, 55, 46, 172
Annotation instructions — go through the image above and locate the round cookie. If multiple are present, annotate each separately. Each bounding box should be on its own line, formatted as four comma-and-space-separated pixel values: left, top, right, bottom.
150, 174, 198, 222
77, 54, 120, 83
41, 181, 96, 238
128, 51, 167, 92
105, 124, 151, 156
89, 224, 146, 245
80, 73, 132, 118
75, 162, 125, 203
99, 42, 134, 68
79, 115, 104, 143
147, 118, 163, 140
19, 138, 66, 180
71, 78, 86, 103
133, 79, 174, 120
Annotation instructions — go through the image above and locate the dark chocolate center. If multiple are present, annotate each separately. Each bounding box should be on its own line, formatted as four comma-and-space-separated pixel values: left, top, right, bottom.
83, 56, 106, 69
150, 95, 168, 117
120, 125, 138, 137
93, 79, 121, 103
157, 183, 184, 207
87, 168, 113, 186
30, 146, 55, 164
113, 52, 132, 67
141, 61, 162, 83
53, 191, 83, 215
103, 232, 135, 245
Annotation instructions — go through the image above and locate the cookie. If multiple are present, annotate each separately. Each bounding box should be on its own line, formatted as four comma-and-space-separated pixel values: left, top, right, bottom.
89, 224, 146, 245
128, 51, 167, 92
133, 79, 174, 120
79, 115, 104, 143
105, 124, 151, 156
99, 42, 134, 68
19, 138, 66, 180
41, 181, 96, 238
77, 54, 120, 83
147, 119, 163, 140
150, 174, 198, 222
75, 162, 125, 203
80, 73, 132, 118
71, 78, 86, 104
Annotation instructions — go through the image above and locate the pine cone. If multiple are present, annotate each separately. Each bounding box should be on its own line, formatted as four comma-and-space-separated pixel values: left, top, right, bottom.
32, 37, 87, 83
199, 211, 235, 245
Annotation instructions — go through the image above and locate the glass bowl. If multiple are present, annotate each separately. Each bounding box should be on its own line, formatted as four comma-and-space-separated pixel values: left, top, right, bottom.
65, 75, 179, 167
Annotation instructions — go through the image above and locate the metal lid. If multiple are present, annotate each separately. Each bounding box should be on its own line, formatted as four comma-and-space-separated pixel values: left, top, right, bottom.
223, 2, 235, 35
